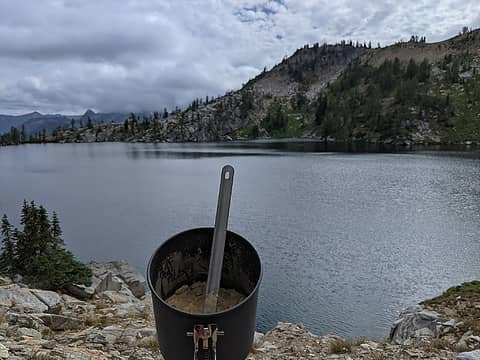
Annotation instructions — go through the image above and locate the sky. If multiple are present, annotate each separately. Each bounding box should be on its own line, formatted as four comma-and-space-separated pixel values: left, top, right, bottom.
0, 0, 479, 115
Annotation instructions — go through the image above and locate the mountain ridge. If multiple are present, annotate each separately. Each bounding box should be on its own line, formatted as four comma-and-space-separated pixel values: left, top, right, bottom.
2, 28, 480, 145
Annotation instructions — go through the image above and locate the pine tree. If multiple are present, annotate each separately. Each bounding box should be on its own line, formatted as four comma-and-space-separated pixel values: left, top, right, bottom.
0, 215, 16, 276
3, 201, 91, 290
20, 125, 26, 143
87, 117, 93, 129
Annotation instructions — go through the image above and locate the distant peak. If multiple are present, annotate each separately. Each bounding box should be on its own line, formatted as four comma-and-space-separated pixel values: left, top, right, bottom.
25, 111, 42, 116
84, 109, 96, 116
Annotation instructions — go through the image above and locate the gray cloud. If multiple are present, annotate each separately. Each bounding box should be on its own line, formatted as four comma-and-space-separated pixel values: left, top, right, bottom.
0, 0, 479, 114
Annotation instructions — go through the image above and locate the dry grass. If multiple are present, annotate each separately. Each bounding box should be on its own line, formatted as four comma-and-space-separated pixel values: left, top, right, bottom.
366, 352, 388, 360
422, 338, 454, 352
422, 280, 480, 336
138, 336, 160, 351
83, 312, 119, 328
95, 299, 111, 310
41, 327, 56, 340
328, 339, 354, 354
27, 351, 51, 360
126, 311, 151, 321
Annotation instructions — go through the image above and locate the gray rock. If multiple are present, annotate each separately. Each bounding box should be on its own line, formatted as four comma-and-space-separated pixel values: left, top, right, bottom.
0, 276, 11, 286
30, 289, 63, 314
0, 285, 48, 313
94, 273, 123, 294
36, 314, 83, 330
119, 271, 146, 298
458, 350, 480, 360
253, 331, 265, 349
89, 261, 146, 298
65, 283, 95, 300
17, 327, 42, 339
389, 305, 453, 344
0, 344, 8, 359
6, 312, 45, 329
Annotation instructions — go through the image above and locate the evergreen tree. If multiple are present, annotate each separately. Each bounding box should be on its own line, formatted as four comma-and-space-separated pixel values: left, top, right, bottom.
163, 108, 169, 118
0, 215, 16, 276
405, 59, 418, 80
315, 94, 328, 125
87, 117, 93, 129
1, 201, 91, 290
20, 125, 26, 143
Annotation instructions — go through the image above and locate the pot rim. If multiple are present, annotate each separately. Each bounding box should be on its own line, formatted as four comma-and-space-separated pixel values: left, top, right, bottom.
146, 227, 263, 317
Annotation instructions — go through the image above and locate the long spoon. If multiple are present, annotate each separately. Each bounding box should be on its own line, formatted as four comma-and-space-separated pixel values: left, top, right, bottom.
204, 165, 234, 313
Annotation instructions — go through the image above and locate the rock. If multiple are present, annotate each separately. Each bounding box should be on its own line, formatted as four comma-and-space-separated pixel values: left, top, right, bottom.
89, 261, 146, 299
65, 283, 95, 300
16, 327, 42, 339
0, 344, 8, 359
94, 273, 123, 294
0, 276, 11, 286
100, 290, 135, 304
136, 327, 157, 338
30, 289, 63, 314
0, 285, 48, 313
115, 301, 150, 317
253, 331, 264, 349
458, 350, 480, 360
36, 314, 83, 330
389, 305, 452, 344
5, 312, 45, 330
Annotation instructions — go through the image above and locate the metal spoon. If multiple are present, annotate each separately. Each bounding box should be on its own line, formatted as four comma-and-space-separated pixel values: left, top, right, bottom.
204, 165, 234, 313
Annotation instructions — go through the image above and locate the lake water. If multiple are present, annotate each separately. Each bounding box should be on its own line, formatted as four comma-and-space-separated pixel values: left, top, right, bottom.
1, 141, 479, 339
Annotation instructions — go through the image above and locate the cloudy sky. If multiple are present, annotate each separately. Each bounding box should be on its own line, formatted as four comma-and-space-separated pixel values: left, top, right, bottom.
0, 0, 479, 115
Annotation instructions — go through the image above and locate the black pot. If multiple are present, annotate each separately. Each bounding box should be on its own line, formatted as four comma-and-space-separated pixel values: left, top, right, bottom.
147, 227, 262, 360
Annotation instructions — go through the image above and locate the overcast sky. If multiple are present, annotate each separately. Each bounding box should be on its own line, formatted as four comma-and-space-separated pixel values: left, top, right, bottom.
0, 0, 479, 115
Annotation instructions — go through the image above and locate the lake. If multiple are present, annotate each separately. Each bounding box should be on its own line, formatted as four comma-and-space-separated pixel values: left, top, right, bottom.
0, 141, 479, 339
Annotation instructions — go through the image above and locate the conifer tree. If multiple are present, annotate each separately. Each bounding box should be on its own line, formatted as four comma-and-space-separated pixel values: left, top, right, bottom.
1, 201, 91, 290
87, 117, 93, 129
0, 215, 16, 276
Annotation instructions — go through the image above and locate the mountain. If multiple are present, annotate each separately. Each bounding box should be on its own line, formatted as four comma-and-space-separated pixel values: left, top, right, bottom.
159, 29, 480, 144
2, 29, 480, 145
0, 110, 130, 135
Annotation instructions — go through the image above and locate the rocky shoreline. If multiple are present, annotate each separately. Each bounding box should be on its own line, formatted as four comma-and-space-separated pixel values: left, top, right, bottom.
0, 261, 478, 359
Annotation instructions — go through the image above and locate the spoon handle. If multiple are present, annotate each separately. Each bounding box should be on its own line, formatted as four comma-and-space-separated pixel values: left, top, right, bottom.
204, 165, 234, 313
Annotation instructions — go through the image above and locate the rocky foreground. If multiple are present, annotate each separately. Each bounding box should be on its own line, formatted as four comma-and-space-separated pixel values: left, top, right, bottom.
0, 262, 479, 359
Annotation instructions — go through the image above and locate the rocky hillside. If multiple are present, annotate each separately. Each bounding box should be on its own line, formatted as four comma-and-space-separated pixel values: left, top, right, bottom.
2, 29, 480, 147
0, 261, 479, 359
3, 29, 480, 146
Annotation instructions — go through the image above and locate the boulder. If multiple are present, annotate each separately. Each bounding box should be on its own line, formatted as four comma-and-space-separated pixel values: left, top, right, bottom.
30, 289, 63, 314
119, 270, 146, 298
65, 283, 95, 300
94, 273, 123, 294
458, 350, 480, 360
17, 327, 42, 339
389, 305, 452, 344
89, 261, 146, 298
6, 312, 45, 330
36, 314, 83, 330
0, 285, 48, 313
